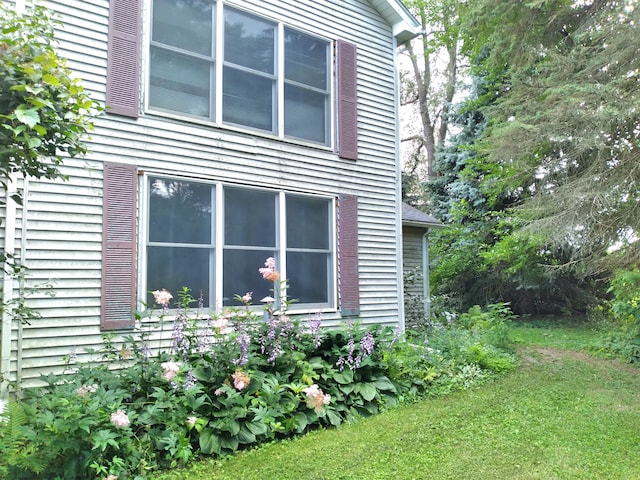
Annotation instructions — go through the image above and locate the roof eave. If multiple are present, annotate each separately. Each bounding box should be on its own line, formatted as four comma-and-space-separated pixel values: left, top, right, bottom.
371, 0, 421, 43
403, 220, 445, 229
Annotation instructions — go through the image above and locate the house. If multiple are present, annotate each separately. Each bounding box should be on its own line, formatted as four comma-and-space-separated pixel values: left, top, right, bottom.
0, 0, 420, 389
402, 202, 442, 328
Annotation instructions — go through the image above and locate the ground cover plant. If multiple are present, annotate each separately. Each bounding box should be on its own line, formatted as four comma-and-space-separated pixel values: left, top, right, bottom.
155, 321, 640, 480
0, 261, 516, 479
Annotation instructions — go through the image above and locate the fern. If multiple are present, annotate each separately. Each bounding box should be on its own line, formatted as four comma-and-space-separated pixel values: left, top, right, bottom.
0, 398, 50, 477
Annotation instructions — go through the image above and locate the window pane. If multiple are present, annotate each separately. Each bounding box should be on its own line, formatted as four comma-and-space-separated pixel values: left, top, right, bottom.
149, 47, 211, 117
224, 8, 275, 74
149, 178, 213, 244
284, 85, 327, 143
284, 28, 328, 90
147, 246, 210, 306
223, 67, 274, 131
287, 195, 329, 249
286, 252, 329, 304
223, 249, 275, 305
224, 188, 276, 247
152, 0, 214, 56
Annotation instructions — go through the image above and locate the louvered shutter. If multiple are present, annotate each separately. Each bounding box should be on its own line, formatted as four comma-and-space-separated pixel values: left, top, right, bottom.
338, 194, 360, 316
101, 162, 137, 330
336, 40, 358, 160
106, 0, 142, 117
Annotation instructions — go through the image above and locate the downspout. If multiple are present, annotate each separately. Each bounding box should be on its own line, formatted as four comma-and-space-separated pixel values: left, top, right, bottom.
1, 177, 18, 396
392, 36, 405, 333
1, 1, 27, 396
422, 230, 430, 322
16, 179, 29, 385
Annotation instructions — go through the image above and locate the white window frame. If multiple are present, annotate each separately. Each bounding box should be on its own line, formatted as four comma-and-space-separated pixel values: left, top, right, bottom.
144, 0, 334, 148
139, 173, 337, 313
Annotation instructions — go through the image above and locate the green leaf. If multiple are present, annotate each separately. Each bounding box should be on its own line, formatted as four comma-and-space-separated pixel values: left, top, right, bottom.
326, 409, 342, 426
333, 369, 354, 384
221, 418, 240, 436
14, 106, 40, 128
237, 426, 256, 444
357, 383, 378, 402
246, 421, 268, 436
42, 73, 60, 86
192, 365, 213, 381
339, 383, 355, 394
90, 429, 119, 452
373, 376, 397, 393
220, 435, 239, 451
26, 136, 42, 148
199, 428, 221, 455
293, 412, 308, 433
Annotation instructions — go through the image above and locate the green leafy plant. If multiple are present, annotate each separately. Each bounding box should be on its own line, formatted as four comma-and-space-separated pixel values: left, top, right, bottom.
0, 4, 101, 205
595, 269, 640, 363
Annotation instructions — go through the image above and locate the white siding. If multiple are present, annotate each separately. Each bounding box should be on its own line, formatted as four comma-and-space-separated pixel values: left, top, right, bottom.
402, 226, 426, 328
11, 0, 404, 384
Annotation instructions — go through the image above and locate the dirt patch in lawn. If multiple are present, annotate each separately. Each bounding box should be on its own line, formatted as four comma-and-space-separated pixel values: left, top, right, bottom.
519, 345, 638, 372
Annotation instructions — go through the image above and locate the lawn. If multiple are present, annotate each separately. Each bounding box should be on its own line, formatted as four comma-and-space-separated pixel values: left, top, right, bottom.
158, 320, 640, 479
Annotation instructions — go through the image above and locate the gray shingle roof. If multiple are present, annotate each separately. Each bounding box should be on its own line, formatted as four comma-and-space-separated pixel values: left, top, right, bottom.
402, 202, 442, 228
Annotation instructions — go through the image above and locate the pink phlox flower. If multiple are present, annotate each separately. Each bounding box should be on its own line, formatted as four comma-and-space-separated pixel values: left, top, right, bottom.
161, 360, 181, 380
232, 369, 251, 391
152, 288, 173, 307
261, 296, 275, 303
211, 316, 229, 333
75, 383, 98, 397
214, 387, 225, 396
186, 415, 197, 427
241, 291, 253, 304
303, 384, 331, 412
110, 409, 130, 428
259, 257, 280, 282
105, 475, 118, 480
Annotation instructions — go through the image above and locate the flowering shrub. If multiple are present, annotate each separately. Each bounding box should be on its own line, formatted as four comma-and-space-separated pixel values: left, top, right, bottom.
0, 260, 398, 479
0, 261, 516, 479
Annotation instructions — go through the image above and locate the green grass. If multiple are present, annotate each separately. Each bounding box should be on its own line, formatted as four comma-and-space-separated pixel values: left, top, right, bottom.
509, 318, 610, 351
158, 323, 640, 480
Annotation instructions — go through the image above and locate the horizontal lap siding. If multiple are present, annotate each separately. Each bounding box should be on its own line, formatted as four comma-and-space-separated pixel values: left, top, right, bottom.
16, 159, 106, 382
402, 227, 424, 294
15, 0, 401, 383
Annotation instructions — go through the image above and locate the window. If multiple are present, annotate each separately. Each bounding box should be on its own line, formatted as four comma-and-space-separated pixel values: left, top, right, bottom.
148, 1, 331, 145
144, 176, 335, 309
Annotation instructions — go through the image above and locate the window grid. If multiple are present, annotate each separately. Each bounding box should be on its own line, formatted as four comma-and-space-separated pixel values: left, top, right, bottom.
143, 175, 335, 311
147, 0, 332, 146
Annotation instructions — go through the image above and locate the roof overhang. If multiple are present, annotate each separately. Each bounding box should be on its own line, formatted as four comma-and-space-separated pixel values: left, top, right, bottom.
403, 220, 444, 229
369, 0, 421, 44
401, 202, 444, 229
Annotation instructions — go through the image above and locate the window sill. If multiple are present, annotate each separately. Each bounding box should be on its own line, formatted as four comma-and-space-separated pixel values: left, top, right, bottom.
142, 108, 335, 154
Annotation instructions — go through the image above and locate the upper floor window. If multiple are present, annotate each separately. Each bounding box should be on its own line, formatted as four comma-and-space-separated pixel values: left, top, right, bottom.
148, 0, 331, 145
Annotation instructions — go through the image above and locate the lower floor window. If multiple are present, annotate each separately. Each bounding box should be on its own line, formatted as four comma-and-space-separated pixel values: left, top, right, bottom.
144, 176, 335, 310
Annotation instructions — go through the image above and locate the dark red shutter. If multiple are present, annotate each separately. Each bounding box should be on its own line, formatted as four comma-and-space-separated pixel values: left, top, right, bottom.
337, 40, 358, 160
106, 0, 142, 117
338, 194, 360, 316
101, 162, 137, 330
